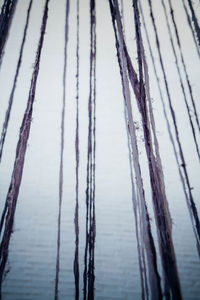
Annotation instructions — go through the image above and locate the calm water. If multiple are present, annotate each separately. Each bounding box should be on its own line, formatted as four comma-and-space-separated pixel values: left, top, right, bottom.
0, 0, 200, 299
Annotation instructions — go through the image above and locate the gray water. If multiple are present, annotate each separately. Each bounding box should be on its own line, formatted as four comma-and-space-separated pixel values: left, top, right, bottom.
0, 0, 200, 299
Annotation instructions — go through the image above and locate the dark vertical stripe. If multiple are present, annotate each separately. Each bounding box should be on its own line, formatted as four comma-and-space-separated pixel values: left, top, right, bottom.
0, 1, 50, 298
181, 0, 200, 59
108, 1, 162, 299
54, 1, 70, 300
0, 0, 18, 65
131, 0, 181, 298
109, 9, 146, 300
187, 0, 200, 48
0, 0, 33, 164
74, 0, 80, 299
168, 0, 200, 136
161, 0, 200, 160
139, 0, 200, 258
83, 1, 96, 299
148, 0, 200, 258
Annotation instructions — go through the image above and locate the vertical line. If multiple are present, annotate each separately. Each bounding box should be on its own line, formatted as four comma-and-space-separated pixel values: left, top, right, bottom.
147, 0, 200, 257
168, 0, 200, 135
74, 0, 80, 299
0, 1, 50, 298
0, 0, 18, 66
161, 0, 200, 161
186, 0, 200, 48
0, 0, 33, 165
108, 1, 163, 299
181, 0, 200, 59
83, 1, 96, 299
54, 1, 70, 300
